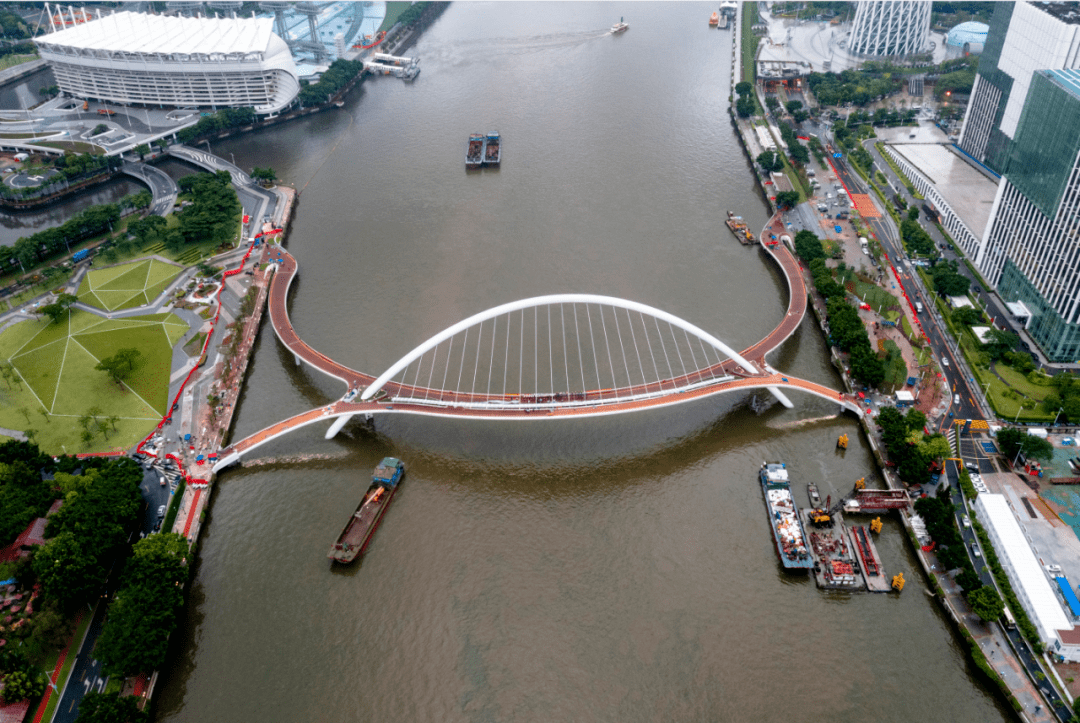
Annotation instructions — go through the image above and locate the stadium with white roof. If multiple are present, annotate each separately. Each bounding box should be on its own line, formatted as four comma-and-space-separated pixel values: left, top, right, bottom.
33, 10, 300, 115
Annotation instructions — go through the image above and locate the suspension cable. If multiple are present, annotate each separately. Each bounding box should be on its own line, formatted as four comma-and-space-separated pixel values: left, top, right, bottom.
548, 305, 554, 395
487, 315, 496, 396
440, 336, 453, 402
561, 304, 569, 395
612, 305, 632, 396
626, 308, 647, 389
653, 315, 674, 387
668, 321, 688, 384
471, 320, 482, 397
573, 303, 586, 393
504, 312, 510, 397
455, 329, 469, 401
519, 308, 524, 399
598, 305, 618, 398
640, 312, 661, 388
683, 329, 704, 384
586, 304, 601, 394
534, 306, 538, 398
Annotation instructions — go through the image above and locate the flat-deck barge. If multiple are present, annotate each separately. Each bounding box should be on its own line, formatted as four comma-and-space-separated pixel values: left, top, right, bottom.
328, 457, 404, 563
803, 508, 864, 591
849, 524, 890, 592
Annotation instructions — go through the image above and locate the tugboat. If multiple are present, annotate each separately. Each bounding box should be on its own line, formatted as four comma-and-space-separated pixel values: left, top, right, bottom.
483, 131, 501, 166
328, 458, 405, 563
807, 482, 822, 507
466, 133, 484, 168
709, 11, 719, 26
611, 17, 629, 33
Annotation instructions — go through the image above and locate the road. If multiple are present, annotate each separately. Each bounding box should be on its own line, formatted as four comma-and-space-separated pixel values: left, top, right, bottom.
943, 462, 1071, 721
812, 122, 985, 428
120, 161, 178, 217
52, 601, 108, 723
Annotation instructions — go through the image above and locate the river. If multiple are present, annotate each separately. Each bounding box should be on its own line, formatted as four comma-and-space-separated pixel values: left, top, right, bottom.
148, 4, 1007, 721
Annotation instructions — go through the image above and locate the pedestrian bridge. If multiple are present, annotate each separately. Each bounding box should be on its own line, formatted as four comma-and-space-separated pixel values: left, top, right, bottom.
215, 216, 860, 472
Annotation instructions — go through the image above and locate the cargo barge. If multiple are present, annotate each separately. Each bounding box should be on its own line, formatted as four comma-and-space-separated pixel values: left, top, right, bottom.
726, 211, 757, 245
467, 133, 484, 169
759, 462, 813, 571
483, 131, 501, 166
803, 507, 863, 590
328, 457, 404, 563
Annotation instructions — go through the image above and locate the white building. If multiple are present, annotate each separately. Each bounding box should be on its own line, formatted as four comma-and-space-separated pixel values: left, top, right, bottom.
34, 11, 300, 115
847, 1, 932, 58
974, 494, 1080, 661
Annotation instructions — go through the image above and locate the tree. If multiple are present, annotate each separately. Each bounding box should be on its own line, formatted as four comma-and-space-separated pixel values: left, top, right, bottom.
794, 230, 825, 262
38, 293, 78, 325
0, 460, 56, 546
95, 348, 141, 386
918, 434, 953, 461
951, 307, 982, 326
981, 328, 1018, 361
90, 123, 108, 136
955, 568, 981, 593
849, 344, 885, 387
775, 190, 800, 210
996, 427, 1054, 463
33, 532, 107, 609
97, 534, 190, 676
133, 144, 150, 160
74, 691, 149, 723
785, 100, 803, 114
756, 150, 784, 173
735, 81, 753, 97
792, 109, 809, 124
789, 143, 810, 165
908, 206, 919, 221
967, 585, 1006, 622
1, 668, 45, 703
735, 95, 755, 118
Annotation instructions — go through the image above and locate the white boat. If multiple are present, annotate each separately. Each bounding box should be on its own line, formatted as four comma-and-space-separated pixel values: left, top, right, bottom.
611, 17, 629, 33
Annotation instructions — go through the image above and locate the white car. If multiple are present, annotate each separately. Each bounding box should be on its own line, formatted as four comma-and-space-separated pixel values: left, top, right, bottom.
962, 515, 971, 528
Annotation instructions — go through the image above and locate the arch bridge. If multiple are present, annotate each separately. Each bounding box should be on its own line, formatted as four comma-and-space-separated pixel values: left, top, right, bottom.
215, 218, 860, 472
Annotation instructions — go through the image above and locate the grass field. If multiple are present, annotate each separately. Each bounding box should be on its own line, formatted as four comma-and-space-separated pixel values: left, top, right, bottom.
76, 258, 182, 311
0, 308, 188, 453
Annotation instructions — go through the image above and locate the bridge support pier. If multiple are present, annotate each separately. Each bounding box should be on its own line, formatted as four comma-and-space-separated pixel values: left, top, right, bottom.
295, 354, 302, 366
767, 386, 794, 408
212, 452, 241, 473
325, 413, 354, 439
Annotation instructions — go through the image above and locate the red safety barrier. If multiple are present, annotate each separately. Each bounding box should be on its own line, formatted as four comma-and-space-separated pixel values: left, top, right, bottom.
133, 241, 260, 485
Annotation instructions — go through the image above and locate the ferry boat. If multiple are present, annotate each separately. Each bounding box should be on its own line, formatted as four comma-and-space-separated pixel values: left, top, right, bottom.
709, 11, 719, 26
483, 131, 501, 166
467, 133, 484, 168
760, 462, 813, 571
328, 458, 404, 563
611, 17, 629, 33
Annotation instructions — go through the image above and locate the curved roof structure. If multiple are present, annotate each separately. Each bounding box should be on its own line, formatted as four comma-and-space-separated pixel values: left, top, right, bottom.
38, 11, 275, 56
946, 21, 989, 48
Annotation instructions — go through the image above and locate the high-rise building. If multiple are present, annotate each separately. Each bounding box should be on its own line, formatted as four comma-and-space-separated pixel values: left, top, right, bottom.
958, 2, 1080, 174
34, 11, 300, 115
847, 1, 932, 57
979, 68, 1080, 362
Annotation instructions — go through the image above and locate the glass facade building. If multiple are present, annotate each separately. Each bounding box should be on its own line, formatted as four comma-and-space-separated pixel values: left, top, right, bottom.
981, 70, 1080, 362
847, 1, 932, 57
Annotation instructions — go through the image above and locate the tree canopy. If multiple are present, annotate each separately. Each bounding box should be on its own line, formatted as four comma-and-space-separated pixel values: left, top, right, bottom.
38, 293, 78, 325
74, 691, 149, 723
996, 428, 1054, 463
95, 348, 142, 385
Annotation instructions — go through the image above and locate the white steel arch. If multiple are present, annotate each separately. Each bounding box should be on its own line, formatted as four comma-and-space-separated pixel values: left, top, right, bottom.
361, 294, 758, 401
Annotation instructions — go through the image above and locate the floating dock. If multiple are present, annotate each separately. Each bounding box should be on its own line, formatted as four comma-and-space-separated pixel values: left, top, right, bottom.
849, 524, 890, 592
803, 509, 864, 591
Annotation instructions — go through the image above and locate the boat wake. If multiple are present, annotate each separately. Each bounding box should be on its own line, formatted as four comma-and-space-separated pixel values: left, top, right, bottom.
767, 414, 842, 430
423, 29, 611, 65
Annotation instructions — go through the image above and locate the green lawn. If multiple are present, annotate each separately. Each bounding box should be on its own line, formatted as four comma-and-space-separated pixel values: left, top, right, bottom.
0, 308, 188, 453
379, 1, 412, 32
76, 258, 181, 311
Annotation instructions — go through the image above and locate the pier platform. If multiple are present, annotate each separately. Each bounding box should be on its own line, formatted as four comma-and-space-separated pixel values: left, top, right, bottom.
803, 509, 864, 591
849, 525, 891, 593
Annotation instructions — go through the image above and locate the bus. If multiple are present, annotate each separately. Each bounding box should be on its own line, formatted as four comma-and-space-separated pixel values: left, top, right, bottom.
1002, 606, 1017, 630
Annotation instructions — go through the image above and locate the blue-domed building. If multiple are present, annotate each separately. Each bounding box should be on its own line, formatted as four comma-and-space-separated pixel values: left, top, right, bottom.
946, 21, 989, 54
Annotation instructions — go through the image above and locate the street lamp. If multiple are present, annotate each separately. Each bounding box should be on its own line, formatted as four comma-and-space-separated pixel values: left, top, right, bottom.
1054, 407, 1065, 426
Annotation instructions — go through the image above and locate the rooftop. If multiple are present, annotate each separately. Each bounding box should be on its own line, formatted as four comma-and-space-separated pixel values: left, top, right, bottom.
1043, 68, 1080, 99
1034, 1, 1080, 26
976, 493, 1073, 643
945, 21, 988, 47
887, 142, 1000, 239
36, 10, 276, 56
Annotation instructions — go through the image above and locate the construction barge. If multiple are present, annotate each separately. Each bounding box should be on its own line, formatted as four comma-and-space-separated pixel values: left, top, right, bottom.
759, 462, 813, 571
328, 458, 404, 564
726, 211, 757, 245
803, 508, 863, 590
850, 524, 891, 592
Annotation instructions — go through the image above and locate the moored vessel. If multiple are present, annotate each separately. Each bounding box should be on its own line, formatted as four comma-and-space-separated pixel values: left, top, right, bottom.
467, 133, 484, 168
483, 131, 501, 166
709, 11, 719, 26
759, 462, 813, 570
807, 482, 821, 507
328, 457, 405, 563
725, 210, 756, 245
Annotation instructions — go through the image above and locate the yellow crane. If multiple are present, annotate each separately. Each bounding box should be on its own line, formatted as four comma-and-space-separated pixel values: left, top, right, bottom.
891, 572, 905, 592
870, 516, 883, 534
837, 434, 849, 449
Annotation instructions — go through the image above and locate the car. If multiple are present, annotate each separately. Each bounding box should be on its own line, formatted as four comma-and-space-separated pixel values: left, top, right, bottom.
172, 402, 179, 411
157, 504, 166, 518
973, 286, 982, 293
962, 515, 971, 528
971, 542, 981, 558
954, 394, 961, 405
